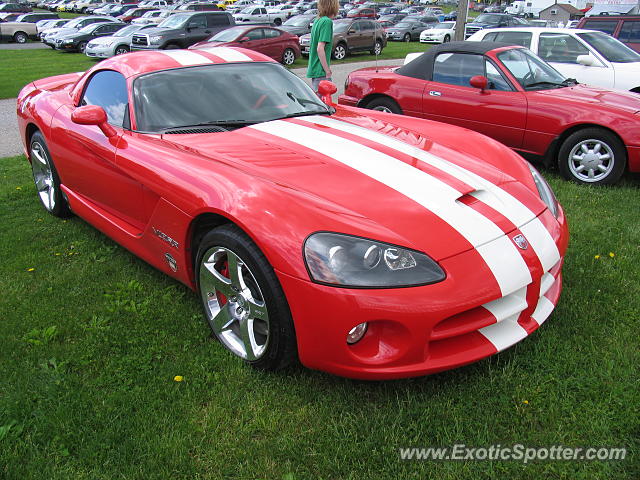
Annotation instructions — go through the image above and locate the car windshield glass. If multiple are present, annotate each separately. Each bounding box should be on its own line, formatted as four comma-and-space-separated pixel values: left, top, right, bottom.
79, 23, 99, 33
114, 24, 140, 36
435, 22, 454, 29
577, 32, 640, 63
66, 18, 85, 28
284, 15, 309, 26
498, 47, 568, 90
239, 6, 254, 13
394, 22, 413, 28
158, 12, 188, 27
134, 63, 331, 132
333, 21, 350, 32
475, 14, 500, 24
210, 26, 242, 41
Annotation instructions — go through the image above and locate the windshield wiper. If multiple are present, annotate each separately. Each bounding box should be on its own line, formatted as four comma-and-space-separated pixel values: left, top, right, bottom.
524, 81, 566, 90
562, 78, 578, 86
275, 109, 334, 121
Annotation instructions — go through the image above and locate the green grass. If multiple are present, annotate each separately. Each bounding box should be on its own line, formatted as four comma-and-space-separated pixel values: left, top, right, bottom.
0, 50, 97, 100
0, 154, 638, 479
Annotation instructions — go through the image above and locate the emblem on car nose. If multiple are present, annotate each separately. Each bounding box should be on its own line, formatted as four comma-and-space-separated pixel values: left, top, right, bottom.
513, 234, 529, 250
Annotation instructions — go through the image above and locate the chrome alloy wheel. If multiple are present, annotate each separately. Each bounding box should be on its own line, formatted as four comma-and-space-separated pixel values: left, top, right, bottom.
283, 48, 295, 65
568, 138, 615, 183
199, 246, 270, 361
30, 141, 56, 212
372, 105, 392, 113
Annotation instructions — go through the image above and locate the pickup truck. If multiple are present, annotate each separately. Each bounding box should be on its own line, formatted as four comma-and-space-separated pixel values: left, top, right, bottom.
0, 20, 37, 42
233, 6, 286, 26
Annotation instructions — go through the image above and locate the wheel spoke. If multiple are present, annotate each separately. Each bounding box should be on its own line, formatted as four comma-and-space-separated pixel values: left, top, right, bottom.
598, 153, 610, 161
593, 143, 601, 153
212, 303, 234, 333
581, 144, 589, 154
200, 260, 235, 297
226, 250, 246, 291
587, 169, 595, 179
238, 318, 258, 361
248, 298, 269, 321
32, 146, 48, 167
597, 164, 608, 172
575, 165, 585, 173
47, 185, 55, 209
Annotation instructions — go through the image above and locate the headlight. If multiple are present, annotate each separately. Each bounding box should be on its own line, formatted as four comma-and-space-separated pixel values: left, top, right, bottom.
304, 232, 445, 288
528, 163, 559, 218
64, 38, 74, 43
149, 35, 163, 43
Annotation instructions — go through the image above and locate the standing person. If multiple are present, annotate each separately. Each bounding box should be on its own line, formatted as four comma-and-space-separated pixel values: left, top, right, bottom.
307, 0, 339, 93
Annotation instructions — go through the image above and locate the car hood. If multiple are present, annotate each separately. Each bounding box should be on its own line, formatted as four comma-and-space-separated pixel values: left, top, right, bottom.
279, 25, 307, 34
533, 84, 640, 113
44, 26, 76, 35
135, 26, 177, 35
88, 33, 125, 44
158, 111, 546, 260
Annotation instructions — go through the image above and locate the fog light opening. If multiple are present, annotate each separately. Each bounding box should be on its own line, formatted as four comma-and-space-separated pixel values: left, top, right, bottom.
346, 322, 368, 345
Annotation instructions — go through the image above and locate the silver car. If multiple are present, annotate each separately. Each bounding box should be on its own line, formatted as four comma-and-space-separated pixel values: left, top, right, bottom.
84, 22, 153, 57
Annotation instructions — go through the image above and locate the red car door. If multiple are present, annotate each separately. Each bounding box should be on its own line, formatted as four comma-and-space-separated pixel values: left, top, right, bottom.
50, 70, 148, 230
421, 52, 528, 150
261, 28, 284, 59
238, 27, 266, 54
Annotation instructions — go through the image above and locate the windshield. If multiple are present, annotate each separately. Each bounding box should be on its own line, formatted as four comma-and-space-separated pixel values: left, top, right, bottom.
134, 63, 330, 132
334, 21, 351, 33
79, 23, 99, 33
475, 14, 501, 24
394, 22, 414, 28
66, 18, 85, 28
434, 22, 454, 29
284, 15, 310, 26
141, 10, 157, 17
159, 13, 189, 28
498, 48, 569, 90
114, 24, 140, 36
239, 6, 255, 13
577, 32, 640, 63
210, 27, 242, 41
123, 8, 138, 15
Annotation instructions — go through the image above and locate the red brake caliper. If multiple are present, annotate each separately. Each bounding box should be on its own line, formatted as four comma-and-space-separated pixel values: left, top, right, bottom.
216, 260, 229, 306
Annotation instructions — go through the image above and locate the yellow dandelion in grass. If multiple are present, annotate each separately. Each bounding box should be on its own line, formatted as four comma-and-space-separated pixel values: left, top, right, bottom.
16, 187, 22, 190
594, 255, 601, 259
27, 268, 35, 272
173, 376, 183, 382
523, 400, 529, 405
609, 252, 615, 258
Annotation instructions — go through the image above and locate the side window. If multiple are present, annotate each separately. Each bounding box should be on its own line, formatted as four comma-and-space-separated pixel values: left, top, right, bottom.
432, 53, 484, 87
264, 28, 280, 38
483, 32, 498, 41
208, 14, 229, 26
81, 70, 129, 128
538, 33, 588, 63
619, 21, 640, 43
492, 31, 532, 48
245, 28, 264, 40
485, 60, 512, 91
582, 20, 618, 35
187, 15, 206, 28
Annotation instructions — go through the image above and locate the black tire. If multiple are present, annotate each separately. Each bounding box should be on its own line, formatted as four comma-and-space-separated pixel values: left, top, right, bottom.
332, 42, 347, 60
557, 127, 626, 185
282, 47, 295, 65
273, 17, 282, 26
114, 44, 129, 55
403, 32, 411, 42
195, 225, 297, 371
164, 43, 180, 49
364, 96, 402, 115
443, 34, 450, 43
77, 41, 87, 53
29, 131, 72, 218
14, 31, 28, 44
370, 39, 382, 55
81, 7, 87, 12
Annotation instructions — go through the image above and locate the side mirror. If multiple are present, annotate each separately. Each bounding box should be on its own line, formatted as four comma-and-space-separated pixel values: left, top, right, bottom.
469, 75, 488, 92
348, 28, 356, 34
577, 54, 594, 66
71, 105, 117, 137
317, 80, 337, 106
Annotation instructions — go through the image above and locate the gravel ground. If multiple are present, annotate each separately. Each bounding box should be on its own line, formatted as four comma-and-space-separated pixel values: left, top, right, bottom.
0, 42, 47, 50
0, 58, 402, 158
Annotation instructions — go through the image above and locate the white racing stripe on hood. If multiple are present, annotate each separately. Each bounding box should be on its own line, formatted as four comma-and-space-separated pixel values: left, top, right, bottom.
159, 50, 214, 66
250, 119, 531, 296
201, 46, 254, 62
299, 116, 561, 273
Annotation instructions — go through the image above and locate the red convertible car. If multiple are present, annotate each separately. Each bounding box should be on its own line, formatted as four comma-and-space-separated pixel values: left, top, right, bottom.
339, 42, 640, 185
17, 47, 568, 379
189, 25, 300, 65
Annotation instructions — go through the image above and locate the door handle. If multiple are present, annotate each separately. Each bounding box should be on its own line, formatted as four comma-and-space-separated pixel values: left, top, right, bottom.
429, 91, 442, 96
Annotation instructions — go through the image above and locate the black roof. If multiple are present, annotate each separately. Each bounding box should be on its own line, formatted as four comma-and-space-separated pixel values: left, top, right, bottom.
396, 41, 519, 80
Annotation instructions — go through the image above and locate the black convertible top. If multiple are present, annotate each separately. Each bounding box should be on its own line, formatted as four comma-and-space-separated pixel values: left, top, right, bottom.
396, 41, 520, 80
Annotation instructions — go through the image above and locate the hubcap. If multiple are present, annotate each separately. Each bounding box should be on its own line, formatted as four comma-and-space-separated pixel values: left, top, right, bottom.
568, 139, 614, 182
30, 142, 56, 212
199, 247, 269, 361
335, 46, 345, 59
284, 49, 294, 64
374, 43, 381, 54
372, 105, 392, 113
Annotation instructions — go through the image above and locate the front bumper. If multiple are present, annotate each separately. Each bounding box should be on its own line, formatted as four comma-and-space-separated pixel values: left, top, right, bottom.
277, 208, 568, 380
85, 43, 113, 58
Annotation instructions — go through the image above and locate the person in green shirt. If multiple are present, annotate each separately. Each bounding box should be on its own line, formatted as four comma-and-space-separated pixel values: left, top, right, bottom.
307, 0, 339, 92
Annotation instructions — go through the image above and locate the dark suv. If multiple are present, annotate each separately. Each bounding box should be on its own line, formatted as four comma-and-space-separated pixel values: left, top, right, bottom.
577, 15, 640, 53
464, 13, 528, 38
131, 11, 234, 49
299, 18, 386, 59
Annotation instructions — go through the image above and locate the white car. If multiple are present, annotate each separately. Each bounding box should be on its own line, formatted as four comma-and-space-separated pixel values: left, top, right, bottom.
131, 9, 164, 24
467, 28, 640, 92
419, 21, 455, 44
84, 23, 153, 57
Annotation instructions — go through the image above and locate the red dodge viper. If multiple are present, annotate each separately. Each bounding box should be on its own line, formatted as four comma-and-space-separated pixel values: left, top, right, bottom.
17, 47, 568, 379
